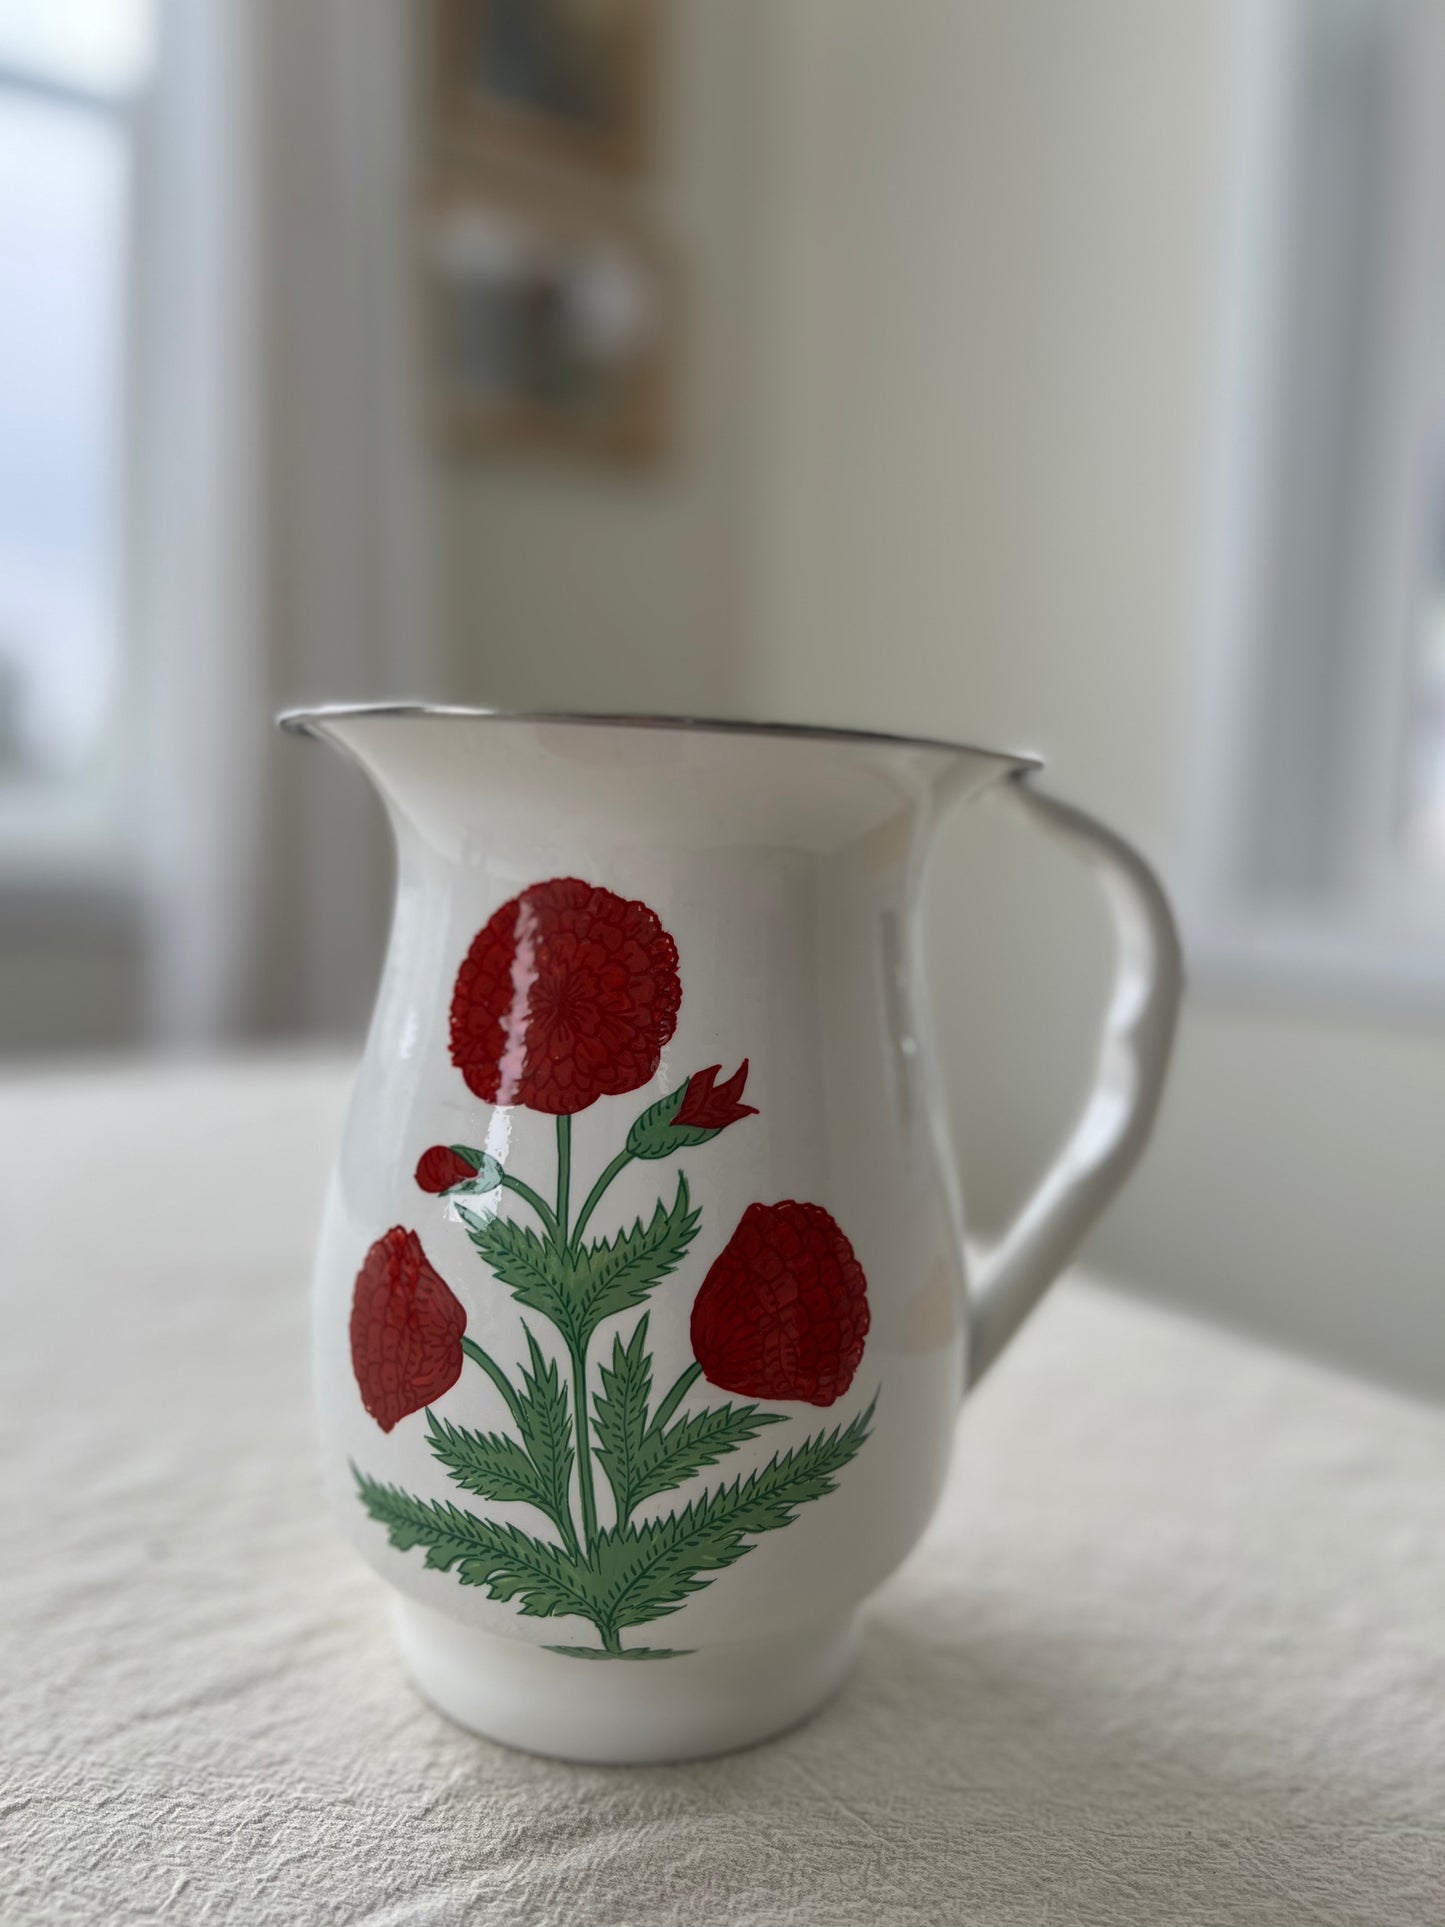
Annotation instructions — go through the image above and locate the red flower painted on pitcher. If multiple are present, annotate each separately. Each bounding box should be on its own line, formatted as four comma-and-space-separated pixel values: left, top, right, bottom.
450, 877, 682, 1115
414, 1145, 479, 1193
690, 1201, 870, 1408
350, 1227, 467, 1432
626, 1060, 758, 1159
675, 1061, 758, 1131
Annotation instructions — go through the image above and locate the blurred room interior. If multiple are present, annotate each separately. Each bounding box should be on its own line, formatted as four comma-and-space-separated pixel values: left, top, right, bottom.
2, 0, 1442, 1399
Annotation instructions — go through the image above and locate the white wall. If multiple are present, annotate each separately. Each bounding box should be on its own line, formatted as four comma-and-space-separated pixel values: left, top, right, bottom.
439, 0, 765, 719
738, 0, 1445, 1399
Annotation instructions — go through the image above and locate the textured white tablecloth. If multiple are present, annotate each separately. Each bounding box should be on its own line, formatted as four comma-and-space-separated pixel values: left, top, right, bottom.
4, 1056, 1443, 1926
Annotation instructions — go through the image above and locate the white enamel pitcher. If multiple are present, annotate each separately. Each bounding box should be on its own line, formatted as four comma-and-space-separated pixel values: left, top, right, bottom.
281, 705, 1182, 1763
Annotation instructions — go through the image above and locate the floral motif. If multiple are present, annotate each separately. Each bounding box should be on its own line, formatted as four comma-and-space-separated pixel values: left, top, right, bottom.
626, 1060, 757, 1160
414, 1145, 480, 1194
690, 1201, 870, 1407
353, 877, 874, 1657
449, 876, 681, 1115
675, 1061, 757, 1131
350, 1227, 467, 1432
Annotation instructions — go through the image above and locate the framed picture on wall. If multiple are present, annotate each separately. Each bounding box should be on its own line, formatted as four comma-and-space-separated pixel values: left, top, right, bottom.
426, 178, 673, 463
433, 0, 659, 176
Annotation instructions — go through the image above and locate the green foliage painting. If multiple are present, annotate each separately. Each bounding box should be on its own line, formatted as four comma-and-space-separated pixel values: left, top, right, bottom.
347, 876, 874, 1657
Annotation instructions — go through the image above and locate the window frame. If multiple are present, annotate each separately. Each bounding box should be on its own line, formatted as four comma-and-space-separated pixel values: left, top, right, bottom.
1183, 0, 1445, 1020
0, 18, 154, 889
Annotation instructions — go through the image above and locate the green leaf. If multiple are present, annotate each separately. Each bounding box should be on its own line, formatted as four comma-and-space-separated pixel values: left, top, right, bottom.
460, 1178, 699, 1351
513, 1326, 577, 1549
353, 1467, 602, 1624
459, 1207, 572, 1333
632, 1398, 786, 1507
426, 1331, 576, 1552
592, 1316, 653, 1521
424, 1409, 550, 1510
563, 1173, 700, 1339
544, 1645, 693, 1660
592, 1398, 876, 1630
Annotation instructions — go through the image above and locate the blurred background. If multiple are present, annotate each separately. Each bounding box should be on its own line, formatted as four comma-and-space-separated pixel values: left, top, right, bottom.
2, 0, 1442, 1396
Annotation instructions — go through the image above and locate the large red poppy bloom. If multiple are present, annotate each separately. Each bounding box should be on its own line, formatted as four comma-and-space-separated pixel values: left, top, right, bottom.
350, 1227, 467, 1432
449, 877, 681, 1115
690, 1201, 870, 1408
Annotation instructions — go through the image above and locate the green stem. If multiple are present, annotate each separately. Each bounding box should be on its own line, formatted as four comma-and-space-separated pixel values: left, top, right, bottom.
498, 1171, 560, 1243
600, 1624, 622, 1655
460, 1336, 526, 1430
650, 1360, 702, 1435
555, 1115, 572, 1247
551, 1480, 582, 1565
570, 1150, 634, 1251
570, 1338, 599, 1556
551, 1112, 598, 1557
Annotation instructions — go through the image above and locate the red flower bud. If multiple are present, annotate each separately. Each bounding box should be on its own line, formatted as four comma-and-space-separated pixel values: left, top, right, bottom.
627, 1060, 759, 1159
449, 877, 682, 1116
674, 1061, 758, 1132
414, 1145, 479, 1193
350, 1227, 467, 1432
690, 1201, 869, 1407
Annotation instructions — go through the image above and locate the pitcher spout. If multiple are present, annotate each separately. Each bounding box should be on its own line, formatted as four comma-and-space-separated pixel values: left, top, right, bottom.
277, 704, 1039, 860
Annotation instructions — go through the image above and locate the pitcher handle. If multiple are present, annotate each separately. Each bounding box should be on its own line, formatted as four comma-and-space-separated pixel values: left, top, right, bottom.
965, 775, 1184, 1385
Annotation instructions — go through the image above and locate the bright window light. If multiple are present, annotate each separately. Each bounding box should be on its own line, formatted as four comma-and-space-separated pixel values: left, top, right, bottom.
0, 0, 154, 97
0, 91, 130, 783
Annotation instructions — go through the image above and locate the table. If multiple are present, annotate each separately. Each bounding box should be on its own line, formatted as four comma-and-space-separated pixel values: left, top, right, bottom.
4, 1057, 1443, 1926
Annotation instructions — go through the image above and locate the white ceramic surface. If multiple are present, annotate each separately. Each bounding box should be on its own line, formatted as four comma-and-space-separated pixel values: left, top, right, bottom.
283, 708, 1182, 1763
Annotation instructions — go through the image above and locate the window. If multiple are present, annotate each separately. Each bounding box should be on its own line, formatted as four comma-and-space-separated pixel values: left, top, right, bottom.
0, 0, 154, 859
1400, 473, 1445, 877
1186, 0, 1445, 1011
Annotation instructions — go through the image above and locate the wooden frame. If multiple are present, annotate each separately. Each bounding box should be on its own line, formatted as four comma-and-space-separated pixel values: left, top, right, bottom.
432, 0, 659, 177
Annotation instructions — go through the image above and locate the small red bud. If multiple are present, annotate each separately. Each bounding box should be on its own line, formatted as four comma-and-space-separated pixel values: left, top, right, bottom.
414, 1145, 480, 1193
